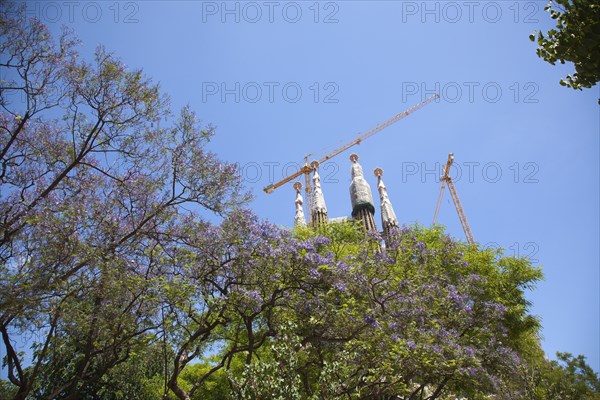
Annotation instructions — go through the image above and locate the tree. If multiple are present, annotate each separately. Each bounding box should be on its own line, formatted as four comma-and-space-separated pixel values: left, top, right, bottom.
158, 210, 313, 400
0, 5, 246, 399
228, 223, 546, 399
521, 352, 600, 400
530, 0, 600, 90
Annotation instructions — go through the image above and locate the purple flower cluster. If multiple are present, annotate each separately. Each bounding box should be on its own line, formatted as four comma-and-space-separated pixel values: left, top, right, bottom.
333, 281, 347, 293
302, 252, 334, 267
308, 267, 322, 280
334, 261, 350, 273
363, 315, 378, 328
467, 273, 486, 284
246, 289, 263, 303
485, 301, 508, 316
447, 285, 468, 308
464, 346, 476, 357
313, 235, 331, 248
297, 240, 316, 252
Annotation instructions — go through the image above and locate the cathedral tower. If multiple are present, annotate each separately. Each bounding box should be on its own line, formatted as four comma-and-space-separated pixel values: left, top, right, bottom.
311, 161, 328, 227
293, 181, 306, 227
349, 154, 377, 232
374, 167, 399, 240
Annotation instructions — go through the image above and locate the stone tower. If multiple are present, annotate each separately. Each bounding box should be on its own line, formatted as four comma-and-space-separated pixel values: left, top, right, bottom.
374, 167, 399, 240
293, 181, 306, 227
311, 161, 328, 227
349, 154, 377, 232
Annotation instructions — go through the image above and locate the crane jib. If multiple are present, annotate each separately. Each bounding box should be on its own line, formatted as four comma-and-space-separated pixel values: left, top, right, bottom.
263, 93, 440, 194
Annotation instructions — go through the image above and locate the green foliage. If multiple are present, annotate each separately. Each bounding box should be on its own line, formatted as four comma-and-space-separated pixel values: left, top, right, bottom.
0, 380, 18, 400
521, 352, 600, 400
530, 0, 600, 90
224, 222, 547, 399
87, 342, 169, 400
229, 322, 305, 400
178, 361, 231, 400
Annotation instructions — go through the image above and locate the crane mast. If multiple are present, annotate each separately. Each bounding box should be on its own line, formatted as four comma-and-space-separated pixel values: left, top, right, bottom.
433, 153, 475, 244
263, 93, 441, 206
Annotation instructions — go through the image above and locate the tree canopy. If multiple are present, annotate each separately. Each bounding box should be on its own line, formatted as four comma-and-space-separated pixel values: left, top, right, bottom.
530, 0, 600, 90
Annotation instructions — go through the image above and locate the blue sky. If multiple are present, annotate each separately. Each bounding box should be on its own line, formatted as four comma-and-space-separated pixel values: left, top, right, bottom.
13, 0, 600, 372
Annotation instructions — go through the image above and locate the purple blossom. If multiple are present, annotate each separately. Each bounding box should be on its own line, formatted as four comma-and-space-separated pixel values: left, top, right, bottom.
385, 238, 401, 250
498, 347, 521, 365
486, 301, 508, 315
245, 289, 262, 303
447, 286, 468, 307
297, 240, 315, 252
313, 235, 331, 247
363, 315, 378, 328
368, 230, 383, 241
335, 261, 349, 272
308, 267, 321, 280
303, 252, 333, 266
374, 251, 393, 264
467, 273, 486, 284
464, 346, 476, 356
333, 281, 347, 292
489, 374, 501, 391
388, 321, 400, 330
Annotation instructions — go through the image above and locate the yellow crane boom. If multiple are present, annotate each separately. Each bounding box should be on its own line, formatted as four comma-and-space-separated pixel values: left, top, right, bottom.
263, 93, 440, 197
433, 153, 475, 244
262, 165, 313, 194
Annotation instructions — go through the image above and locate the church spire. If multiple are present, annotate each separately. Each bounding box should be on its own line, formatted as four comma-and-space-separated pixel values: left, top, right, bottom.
374, 167, 399, 239
293, 181, 306, 227
310, 161, 328, 227
349, 154, 377, 232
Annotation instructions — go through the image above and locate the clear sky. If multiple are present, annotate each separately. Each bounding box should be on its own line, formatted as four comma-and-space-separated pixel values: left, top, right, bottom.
13, 0, 600, 372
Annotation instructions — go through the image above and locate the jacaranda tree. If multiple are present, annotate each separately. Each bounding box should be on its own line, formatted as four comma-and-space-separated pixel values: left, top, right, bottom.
228, 223, 546, 399
0, 5, 245, 399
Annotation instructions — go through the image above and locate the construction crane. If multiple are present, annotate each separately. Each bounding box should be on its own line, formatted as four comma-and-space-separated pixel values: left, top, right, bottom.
432, 153, 475, 244
263, 93, 440, 214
